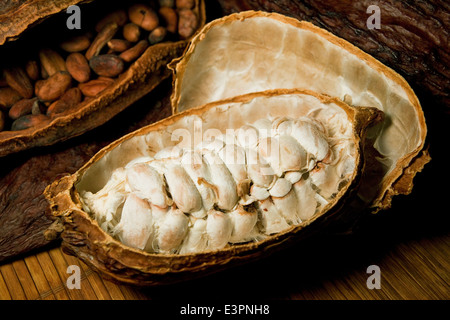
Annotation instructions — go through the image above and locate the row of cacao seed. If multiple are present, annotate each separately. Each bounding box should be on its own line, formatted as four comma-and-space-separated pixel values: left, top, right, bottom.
0, 0, 198, 132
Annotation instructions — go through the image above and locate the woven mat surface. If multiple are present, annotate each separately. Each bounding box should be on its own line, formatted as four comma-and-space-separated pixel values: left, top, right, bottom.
1, 231, 448, 300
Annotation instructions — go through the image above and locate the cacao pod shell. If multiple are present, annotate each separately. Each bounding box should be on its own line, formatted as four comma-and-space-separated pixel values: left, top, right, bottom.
169, 11, 429, 213
45, 89, 381, 286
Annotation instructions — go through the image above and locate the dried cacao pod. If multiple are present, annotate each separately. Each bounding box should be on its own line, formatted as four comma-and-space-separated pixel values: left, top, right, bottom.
0, 0, 205, 157
169, 11, 430, 213
45, 89, 381, 285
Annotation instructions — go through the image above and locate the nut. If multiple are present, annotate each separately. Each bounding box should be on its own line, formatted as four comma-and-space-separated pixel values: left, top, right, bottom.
159, 7, 178, 34
119, 40, 149, 63
60, 35, 91, 53
3, 66, 34, 99
39, 48, 67, 77
47, 87, 82, 116
35, 71, 72, 101
128, 4, 159, 31
78, 77, 114, 97
66, 53, 91, 83
122, 23, 141, 42
177, 9, 198, 39
0, 87, 23, 108
89, 54, 125, 77
11, 114, 49, 131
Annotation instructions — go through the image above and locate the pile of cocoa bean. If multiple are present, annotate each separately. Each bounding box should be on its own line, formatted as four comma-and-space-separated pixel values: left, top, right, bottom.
0, 0, 198, 132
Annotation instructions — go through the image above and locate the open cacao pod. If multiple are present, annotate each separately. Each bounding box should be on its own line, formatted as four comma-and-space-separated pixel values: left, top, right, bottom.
0, 0, 205, 157
169, 11, 430, 212
45, 89, 381, 285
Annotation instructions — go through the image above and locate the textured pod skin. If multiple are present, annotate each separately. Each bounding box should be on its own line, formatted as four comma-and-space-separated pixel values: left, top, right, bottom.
0, 0, 206, 157
45, 89, 381, 286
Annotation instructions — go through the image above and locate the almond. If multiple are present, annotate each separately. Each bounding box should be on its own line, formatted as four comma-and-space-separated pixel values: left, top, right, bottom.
35, 71, 72, 101
89, 54, 124, 77
3, 67, 34, 98
66, 53, 91, 83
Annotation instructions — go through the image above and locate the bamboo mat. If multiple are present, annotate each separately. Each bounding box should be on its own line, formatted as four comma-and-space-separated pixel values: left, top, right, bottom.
0, 230, 448, 300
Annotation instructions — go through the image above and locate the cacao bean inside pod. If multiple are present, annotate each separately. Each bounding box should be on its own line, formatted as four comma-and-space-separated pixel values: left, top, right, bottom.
0, 0, 206, 157
169, 11, 429, 212
45, 89, 381, 285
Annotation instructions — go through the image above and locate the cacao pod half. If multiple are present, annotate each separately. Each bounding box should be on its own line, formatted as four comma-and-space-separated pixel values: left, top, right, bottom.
45, 89, 381, 285
169, 11, 429, 213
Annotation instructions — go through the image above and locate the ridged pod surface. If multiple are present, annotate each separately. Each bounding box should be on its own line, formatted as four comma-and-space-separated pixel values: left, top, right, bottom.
169, 11, 429, 211
45, 89, 381, 285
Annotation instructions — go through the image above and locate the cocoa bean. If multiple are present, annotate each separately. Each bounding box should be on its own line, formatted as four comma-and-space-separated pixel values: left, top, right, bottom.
159, 7, 178, 34
39, 48, 67, 76
123, 23, 141, 42
178, 9, 197, 39
85, 22, 119, 60
89, 54, 125, 77
11, 114, 49, 131
60, 35, 91, 53
78, 78, 114, 97
0, 110, 5, 131
66, 53, 91, 83
9, 97, 37, 119
35, 71, 72, 101
0, 87, 22, 109
31, 99, 46, 115
47, 87, 82, 116
159, 0, 175, 7
107, 39, 132, 52
176, 0, 195, 9
25, 60, 40, 81
119, 40, 149, 63
3, 67, 34, 99
128, 4, 159, 31
148, 27, 167, 45
95, 10, 128, 33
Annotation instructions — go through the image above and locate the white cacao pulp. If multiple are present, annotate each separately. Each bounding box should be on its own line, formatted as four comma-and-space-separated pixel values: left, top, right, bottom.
80, 99, 359, 254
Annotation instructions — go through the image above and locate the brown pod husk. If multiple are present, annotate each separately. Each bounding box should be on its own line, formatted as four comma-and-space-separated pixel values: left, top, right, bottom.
0, 0, 205, 157
45, 89, 381, 286
169, 11, 430, 212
